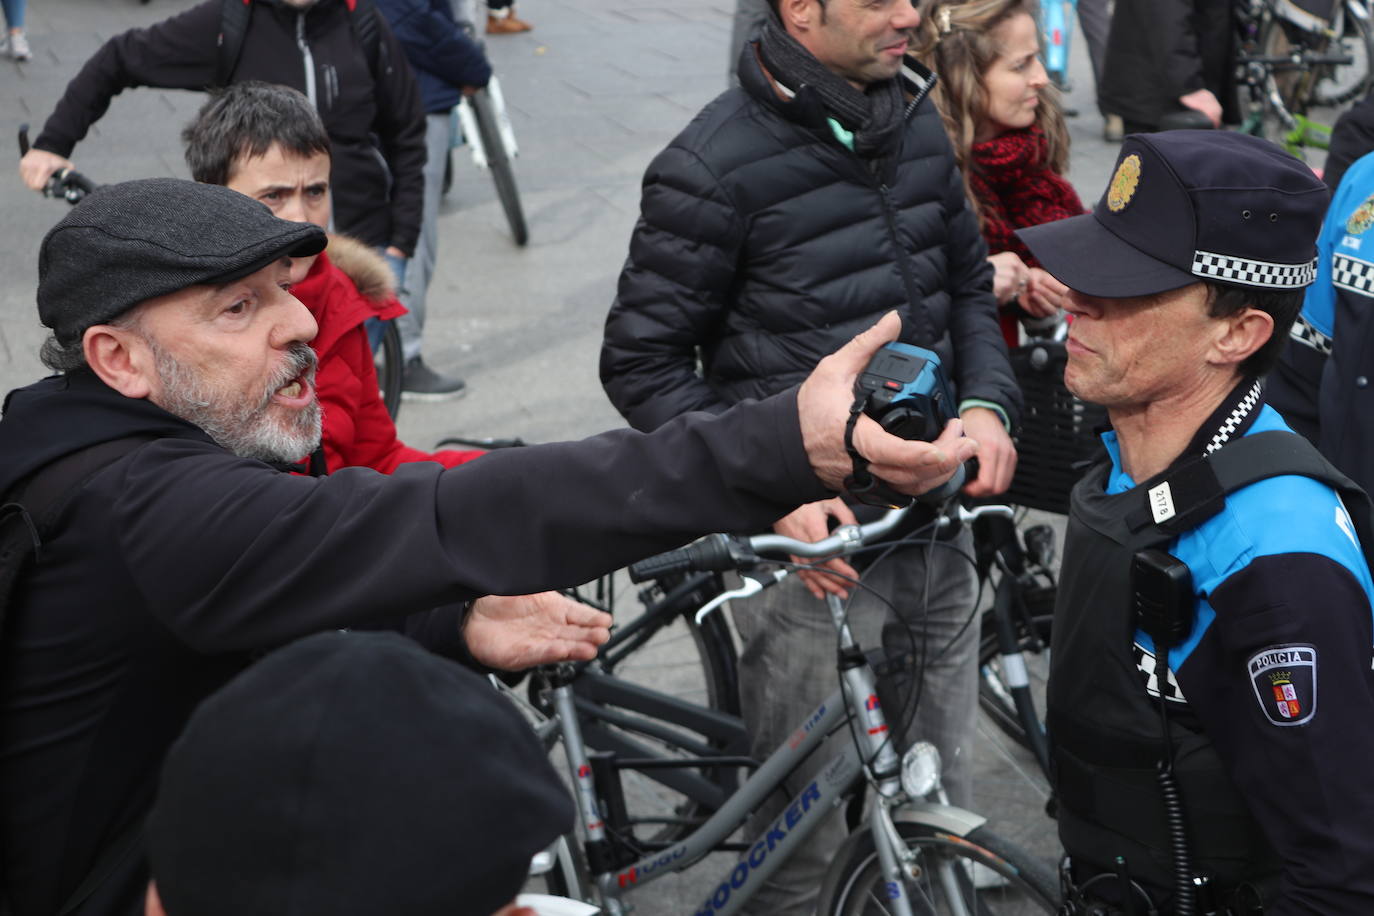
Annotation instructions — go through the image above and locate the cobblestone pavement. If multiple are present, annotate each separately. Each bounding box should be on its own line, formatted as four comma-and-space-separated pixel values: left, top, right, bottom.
0, 2, 1303, 913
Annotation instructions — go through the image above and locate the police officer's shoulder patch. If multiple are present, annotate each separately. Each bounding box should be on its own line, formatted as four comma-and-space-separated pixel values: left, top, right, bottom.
1247, 644, 1317, 726
1347, 195, 1374, 235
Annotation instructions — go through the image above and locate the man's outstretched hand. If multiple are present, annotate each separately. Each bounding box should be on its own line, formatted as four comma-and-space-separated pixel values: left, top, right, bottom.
796, 312, 979, 496
464, 591, 612, 670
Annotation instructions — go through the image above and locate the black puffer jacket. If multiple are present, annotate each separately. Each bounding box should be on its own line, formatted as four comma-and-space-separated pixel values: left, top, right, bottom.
601, 47, 1019, 433
32, 0, 426, 255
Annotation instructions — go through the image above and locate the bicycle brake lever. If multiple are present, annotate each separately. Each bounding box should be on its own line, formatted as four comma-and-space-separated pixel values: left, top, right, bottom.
693, 569, 786, 625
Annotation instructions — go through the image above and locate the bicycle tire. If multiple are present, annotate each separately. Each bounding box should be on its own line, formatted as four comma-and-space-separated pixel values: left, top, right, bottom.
470, 88, 529, 247
1313, 0, 1374, 106
977, 612, 1052, 755
375, 317, 403, 420
818, 822, 1060, 915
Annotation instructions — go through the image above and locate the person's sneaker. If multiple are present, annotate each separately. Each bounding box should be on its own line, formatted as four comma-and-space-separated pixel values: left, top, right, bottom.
487, 8, 533, 33
8, 31, 30, 61
1102, 113, 1124, 143
401, 357, 467, 401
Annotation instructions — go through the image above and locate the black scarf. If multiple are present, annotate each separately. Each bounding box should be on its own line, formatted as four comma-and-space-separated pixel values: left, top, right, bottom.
757, 14, 907, 159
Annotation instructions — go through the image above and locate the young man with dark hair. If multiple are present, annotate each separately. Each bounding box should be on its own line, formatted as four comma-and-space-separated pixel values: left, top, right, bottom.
182, 81, 481, 474
1019, 130, 1374, 913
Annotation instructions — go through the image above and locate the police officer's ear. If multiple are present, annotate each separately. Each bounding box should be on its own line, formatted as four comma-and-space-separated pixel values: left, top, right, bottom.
83, 317, 156, 401
1210, 306, 1274, 369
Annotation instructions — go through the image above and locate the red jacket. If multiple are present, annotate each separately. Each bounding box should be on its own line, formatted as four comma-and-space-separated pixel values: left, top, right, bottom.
296, 236, 481, 473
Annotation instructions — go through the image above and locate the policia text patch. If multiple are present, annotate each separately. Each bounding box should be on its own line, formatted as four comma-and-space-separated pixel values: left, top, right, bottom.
1248, 644, 1317, 726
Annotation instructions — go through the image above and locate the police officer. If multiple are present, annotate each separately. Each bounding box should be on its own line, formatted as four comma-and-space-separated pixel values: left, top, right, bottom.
1269, 146, 1374, 496
1018, 131, 1374, 913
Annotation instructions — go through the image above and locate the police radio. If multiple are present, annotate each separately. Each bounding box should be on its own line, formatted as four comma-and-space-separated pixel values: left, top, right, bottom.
845, 342, 966, 507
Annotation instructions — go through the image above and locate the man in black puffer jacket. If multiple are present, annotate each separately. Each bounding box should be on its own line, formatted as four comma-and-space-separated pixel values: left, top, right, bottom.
18, 0, 425, 267
600, 0, 1019, 910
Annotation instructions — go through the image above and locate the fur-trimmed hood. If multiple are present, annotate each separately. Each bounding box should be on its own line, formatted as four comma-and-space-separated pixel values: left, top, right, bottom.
325, 233, 396, 303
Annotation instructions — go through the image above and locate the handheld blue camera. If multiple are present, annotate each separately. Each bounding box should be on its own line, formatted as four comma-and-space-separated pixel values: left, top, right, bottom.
847, 342, 965, 506
856, 342, 958, 442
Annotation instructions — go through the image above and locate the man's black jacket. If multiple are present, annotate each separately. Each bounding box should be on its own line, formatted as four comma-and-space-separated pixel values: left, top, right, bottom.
31, 0, 426, 255
600, 48, 1019, 433
0, 371, 827, 916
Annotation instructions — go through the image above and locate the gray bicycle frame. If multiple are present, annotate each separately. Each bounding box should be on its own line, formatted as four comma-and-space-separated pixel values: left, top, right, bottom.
555, 664, 988, 915
594, 682, 856, 915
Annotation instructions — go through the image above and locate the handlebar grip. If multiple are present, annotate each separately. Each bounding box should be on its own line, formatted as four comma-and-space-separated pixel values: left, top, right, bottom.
628, 534, 749, 582
66, 171, 96, 195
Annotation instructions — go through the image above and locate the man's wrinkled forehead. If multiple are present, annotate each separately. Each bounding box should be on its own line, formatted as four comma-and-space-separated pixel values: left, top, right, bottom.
135, 257, 295, 320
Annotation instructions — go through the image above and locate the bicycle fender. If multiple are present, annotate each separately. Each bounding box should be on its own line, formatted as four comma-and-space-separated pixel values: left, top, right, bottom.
891, 801, 988, 836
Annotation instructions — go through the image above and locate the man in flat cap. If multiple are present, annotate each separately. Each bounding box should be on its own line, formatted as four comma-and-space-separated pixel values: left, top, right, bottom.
1019, 131, 1374, 913
0, 178, 972, 916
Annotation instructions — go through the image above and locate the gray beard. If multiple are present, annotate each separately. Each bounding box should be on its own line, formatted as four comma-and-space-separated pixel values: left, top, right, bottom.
150, 340, 323, 465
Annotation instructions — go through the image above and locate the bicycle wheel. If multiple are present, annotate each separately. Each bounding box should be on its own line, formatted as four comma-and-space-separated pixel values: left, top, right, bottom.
1313, 0, 1374, 106
818, 822, 1060, 915
977, 612, 1052, 755
469, 88, 529, 247
1236, 19, 1301, 145
375, 318, 403, 420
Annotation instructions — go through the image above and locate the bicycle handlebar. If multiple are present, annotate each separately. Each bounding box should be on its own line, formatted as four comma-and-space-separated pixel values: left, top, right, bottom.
18, 124, 96, 204
628, 502, 1013, 583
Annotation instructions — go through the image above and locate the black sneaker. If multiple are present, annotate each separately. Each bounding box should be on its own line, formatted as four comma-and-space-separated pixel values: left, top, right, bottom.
401, 358, 467, 401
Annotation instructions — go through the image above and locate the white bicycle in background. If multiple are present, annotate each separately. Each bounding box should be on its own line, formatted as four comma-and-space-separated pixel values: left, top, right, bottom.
448, 0, 529, 246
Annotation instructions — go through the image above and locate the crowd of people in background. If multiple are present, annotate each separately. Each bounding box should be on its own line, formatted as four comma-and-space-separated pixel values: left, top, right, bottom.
7, 0, 1374, 914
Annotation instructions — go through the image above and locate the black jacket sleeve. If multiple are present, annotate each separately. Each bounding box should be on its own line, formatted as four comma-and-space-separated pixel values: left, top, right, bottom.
33, 0, 222, 157
600, 144, 748, 432
1178, 553, 1374, 913
110, 390, 826, 653
371, 13, 429, 255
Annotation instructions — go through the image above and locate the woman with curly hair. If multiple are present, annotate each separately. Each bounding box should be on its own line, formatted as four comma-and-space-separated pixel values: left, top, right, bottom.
912, 0, 1084, 346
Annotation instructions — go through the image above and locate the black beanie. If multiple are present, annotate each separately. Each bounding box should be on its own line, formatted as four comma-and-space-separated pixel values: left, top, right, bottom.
148, 631, 573, 916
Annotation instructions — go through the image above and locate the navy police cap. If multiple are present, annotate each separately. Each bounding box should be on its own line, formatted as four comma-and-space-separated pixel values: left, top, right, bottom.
1018, 131, 1328, 298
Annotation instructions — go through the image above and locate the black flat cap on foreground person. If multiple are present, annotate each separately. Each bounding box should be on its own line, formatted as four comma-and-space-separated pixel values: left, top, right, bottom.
145, 631, 567, 916
0, 178, 974, 916
1019, 131, 1374, 913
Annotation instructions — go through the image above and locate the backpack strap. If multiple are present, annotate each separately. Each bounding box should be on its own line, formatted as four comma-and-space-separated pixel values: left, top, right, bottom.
214, 0, 252, 87
0, 436, 150, 914
0, 437, 151, 641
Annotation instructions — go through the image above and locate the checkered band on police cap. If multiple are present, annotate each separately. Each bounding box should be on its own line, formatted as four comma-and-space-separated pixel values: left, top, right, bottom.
1097, 131, 1326, 291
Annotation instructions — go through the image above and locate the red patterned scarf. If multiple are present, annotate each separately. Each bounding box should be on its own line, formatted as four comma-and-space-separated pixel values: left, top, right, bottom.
968, 126, 1084, 268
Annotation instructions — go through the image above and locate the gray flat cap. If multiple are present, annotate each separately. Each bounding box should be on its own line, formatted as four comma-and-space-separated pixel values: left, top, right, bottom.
38, 177, 327, 346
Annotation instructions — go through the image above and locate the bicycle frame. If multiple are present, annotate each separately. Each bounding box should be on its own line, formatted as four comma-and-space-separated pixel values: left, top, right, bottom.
546, 594, 990, 916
